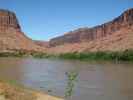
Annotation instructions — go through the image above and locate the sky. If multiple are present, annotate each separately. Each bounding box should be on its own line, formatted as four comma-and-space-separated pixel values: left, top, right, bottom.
0, 0, 133, 41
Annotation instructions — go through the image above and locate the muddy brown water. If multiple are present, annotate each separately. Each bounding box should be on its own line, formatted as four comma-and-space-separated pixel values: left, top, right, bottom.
0, 57, 133, 100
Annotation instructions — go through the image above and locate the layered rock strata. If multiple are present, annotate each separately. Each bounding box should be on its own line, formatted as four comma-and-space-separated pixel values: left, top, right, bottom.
0, 9, 45, 52
50, 8, 133, 46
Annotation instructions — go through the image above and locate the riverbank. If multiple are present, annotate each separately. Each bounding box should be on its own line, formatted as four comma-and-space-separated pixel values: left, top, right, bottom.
31, 49, 133, 61
0, 49, 133, 61
0, 81, 63, 100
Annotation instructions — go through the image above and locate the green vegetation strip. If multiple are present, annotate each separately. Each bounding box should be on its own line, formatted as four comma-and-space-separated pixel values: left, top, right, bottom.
32, 49, 133, 61
0, 49, 133, 61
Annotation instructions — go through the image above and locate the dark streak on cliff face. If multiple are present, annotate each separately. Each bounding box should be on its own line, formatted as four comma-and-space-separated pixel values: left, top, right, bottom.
0, 9, 21, 33
49, 8, 133, 47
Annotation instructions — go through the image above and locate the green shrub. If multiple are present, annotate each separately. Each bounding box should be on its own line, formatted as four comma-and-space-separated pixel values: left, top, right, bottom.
65, 71, 78, 99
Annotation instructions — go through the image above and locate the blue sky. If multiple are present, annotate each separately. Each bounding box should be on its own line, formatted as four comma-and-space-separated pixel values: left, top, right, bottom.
0, 0, 132, 40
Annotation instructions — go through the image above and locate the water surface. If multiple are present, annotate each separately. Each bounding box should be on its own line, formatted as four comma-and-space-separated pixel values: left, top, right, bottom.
0, 58, 133, 100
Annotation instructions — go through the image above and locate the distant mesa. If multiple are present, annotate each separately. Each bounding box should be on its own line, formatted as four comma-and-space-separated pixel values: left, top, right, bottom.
34, 40, 50, 48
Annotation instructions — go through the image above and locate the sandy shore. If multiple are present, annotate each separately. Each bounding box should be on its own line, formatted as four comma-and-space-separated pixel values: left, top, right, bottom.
0, 81, 64, 100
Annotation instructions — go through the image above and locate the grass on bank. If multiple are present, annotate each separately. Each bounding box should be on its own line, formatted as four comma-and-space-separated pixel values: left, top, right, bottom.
58, 50, 133, 61
0, 51, 27, 57
31, 49, 133, 61
0, 49, 133, 61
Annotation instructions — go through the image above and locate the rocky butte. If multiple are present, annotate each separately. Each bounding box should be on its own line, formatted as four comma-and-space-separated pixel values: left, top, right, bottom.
45, 8, 133, 54
0, 9, 44, 52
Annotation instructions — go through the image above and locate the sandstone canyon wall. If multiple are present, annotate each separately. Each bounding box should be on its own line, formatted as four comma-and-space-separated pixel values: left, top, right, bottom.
0, 9, 21, 33
0, 8, 133, 54
0, 9, 44, 52
45, 8, 133, 54
49, 8, 133, 47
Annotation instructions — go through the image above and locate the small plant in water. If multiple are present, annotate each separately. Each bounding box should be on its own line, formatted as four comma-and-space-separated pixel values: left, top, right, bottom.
65, 71, 78, 99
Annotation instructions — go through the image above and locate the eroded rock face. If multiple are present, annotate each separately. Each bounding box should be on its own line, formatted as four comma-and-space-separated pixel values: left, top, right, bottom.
0, 9, 45, 52
50, 8, 133, 46
0, 9, 21, 33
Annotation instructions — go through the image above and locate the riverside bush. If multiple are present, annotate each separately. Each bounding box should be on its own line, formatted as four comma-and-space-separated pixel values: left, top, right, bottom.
57, 49, 133, 61
1, 49, 133, 61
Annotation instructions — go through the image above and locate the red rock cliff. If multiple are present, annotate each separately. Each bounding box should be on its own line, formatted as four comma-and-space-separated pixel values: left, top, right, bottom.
0, 9, 45, 52
0, 9, 21, 33
50, 8, 133, 46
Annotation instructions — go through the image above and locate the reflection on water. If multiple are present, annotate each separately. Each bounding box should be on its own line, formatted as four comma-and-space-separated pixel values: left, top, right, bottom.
0, 58, 133, 100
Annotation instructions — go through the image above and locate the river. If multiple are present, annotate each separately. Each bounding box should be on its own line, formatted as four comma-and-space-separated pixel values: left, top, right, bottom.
0, 57, 133, 100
